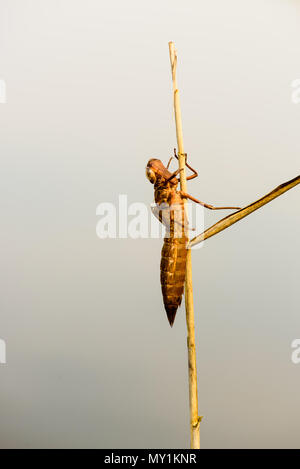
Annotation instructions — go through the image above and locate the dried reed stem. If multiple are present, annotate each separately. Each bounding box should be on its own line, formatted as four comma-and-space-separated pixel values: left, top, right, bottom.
169, 41, 201, 450
189, 175, 300, 248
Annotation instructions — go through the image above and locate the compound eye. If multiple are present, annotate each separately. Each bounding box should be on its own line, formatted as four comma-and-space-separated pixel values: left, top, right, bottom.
146, 167, 156, 184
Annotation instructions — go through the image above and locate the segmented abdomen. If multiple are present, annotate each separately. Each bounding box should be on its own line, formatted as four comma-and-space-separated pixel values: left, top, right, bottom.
160, 235, 187, 326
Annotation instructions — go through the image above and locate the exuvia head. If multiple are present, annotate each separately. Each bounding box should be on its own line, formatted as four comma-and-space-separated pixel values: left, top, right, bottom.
146, 158, 178, 186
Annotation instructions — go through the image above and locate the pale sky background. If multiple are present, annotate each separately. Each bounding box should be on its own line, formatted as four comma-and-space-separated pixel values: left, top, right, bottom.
0, 0, 299, 449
